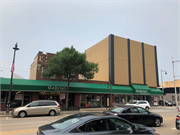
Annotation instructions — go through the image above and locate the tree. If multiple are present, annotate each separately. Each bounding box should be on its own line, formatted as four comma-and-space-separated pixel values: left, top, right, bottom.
42, 46, 99, 109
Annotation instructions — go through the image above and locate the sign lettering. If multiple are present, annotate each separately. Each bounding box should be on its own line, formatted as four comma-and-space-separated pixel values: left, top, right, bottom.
48, 86, 67, 92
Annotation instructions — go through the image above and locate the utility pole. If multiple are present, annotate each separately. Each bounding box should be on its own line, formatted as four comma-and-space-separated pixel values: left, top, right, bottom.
172, 57, 178, 108
161, 69, 167, 106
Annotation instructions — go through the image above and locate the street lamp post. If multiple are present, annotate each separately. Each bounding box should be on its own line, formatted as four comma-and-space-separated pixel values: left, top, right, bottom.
161, 69, 167, 106
6, 43, 19, 115
172, 57, 180, 108
108, 81, 112, 109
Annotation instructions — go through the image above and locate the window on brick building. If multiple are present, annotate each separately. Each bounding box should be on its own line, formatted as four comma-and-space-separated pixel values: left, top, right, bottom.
42, 67, 55, 78
63, 73, 75, 80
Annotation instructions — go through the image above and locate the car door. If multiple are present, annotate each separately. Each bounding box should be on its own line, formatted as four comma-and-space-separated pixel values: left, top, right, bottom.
107, 118, 133, 134
84, 119, 112, 135
124, 107, 140, 124
38, 102, 50, 115
136, 107, 152, 125
26, 101, 39, 115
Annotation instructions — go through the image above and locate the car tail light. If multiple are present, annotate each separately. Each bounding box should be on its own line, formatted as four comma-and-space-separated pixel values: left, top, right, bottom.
178, 108, 179, 111
155, 132, 160, 135
58, 105, 60, 107
176, 116, 180, 120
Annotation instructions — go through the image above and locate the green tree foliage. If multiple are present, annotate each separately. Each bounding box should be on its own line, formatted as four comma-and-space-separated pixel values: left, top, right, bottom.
42, 46, 99, 109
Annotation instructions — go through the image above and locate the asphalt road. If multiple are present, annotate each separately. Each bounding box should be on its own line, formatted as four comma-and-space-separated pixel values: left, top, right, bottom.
0, 108, 180, 135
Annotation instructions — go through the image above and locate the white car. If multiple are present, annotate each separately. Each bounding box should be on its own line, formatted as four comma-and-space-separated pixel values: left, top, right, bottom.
125, 100, 150, 110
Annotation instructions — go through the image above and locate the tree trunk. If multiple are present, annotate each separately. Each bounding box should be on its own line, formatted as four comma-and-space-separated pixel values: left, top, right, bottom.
66, 80, 70, 110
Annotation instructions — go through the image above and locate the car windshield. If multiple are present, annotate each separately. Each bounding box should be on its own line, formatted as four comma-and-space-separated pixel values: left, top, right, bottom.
51, 116, 80, 130
128, 101, 137, 104
108, 107, 124, 113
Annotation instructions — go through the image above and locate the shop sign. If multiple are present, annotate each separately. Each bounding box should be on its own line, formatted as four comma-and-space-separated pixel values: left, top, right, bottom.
15, 94, 22, 100
154, 101, 158, 105
60, 93, 65, 99
135, 89, 149, 94
96, 96, 100, 101
48, 86, 67, 92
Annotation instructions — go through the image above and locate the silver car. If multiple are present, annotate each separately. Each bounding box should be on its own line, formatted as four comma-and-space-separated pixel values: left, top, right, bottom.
11, 100, 61, 118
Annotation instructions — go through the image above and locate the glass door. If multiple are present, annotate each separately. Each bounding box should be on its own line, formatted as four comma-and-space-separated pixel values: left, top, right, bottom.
23, 94, 31, 106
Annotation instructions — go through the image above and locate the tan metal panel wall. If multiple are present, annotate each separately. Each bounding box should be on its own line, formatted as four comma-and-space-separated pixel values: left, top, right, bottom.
162, 80, 180, 88
144, 44, 157, 87
130, 40, 144, 84
86, 37, 109, 81
114, 36, 129, 85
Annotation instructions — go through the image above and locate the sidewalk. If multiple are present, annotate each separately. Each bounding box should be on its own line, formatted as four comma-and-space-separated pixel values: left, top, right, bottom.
0, 106, 176, 117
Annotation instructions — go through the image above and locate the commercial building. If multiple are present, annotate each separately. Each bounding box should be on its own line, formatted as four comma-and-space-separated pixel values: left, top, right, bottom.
0, 34, 163, 110
160, 79, 180, 103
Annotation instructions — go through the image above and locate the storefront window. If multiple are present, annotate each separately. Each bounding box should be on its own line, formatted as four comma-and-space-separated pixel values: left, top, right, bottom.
80, 95, 86, 107
39, 92, 60, 102
1, 91, 7, 103
113, 95, 120, 106
80, 94, 101, 107
127, 95, 131, 103
120, 95, 125, 104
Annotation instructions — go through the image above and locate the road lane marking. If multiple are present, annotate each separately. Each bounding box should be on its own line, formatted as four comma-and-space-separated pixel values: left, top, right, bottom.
0, 129, 37, 134
163, 117, 176, 120
1, 121, 49, 126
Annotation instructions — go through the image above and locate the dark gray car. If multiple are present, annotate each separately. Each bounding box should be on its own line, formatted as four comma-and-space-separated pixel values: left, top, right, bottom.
37, 112, 159, 135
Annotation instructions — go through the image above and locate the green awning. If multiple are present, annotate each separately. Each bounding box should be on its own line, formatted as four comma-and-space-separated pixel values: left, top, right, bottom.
150, 88, 163, 95
0, 78, 132, 94
131, 84, 151, 95
112, 85, 134, 94
0, 78, 163, 95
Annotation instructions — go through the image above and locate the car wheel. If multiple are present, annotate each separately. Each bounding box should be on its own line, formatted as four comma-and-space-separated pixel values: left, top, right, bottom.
154, 117, 161, 127
49, 110, 56, 116
18, 111, 26, 118
145, 107, 149, 111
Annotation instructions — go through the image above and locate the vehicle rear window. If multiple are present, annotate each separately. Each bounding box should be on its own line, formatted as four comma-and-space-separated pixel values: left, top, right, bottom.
138, 102, 147, 104
51, 116, 80, 130
111, 108, 124, 113
49, 102, 57, 106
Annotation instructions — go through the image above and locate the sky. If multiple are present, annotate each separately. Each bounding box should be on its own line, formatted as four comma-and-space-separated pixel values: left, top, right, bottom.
0, 0, 179, 84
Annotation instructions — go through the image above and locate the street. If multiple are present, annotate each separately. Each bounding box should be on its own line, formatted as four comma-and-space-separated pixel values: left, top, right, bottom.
0, 107, 180, 135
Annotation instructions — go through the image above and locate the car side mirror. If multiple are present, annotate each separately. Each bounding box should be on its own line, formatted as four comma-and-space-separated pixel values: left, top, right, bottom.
133, 125, 138, 131
27, 105, 30, 107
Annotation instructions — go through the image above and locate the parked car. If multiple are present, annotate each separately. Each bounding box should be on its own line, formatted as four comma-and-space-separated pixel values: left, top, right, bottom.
125, 100, 150, 110
168, 101, 176, 106
37, 112, 160, 135
11, 100, 60, 118
158, 100, 173, 106
176, 115, 180, 130
103, 106, 163, 127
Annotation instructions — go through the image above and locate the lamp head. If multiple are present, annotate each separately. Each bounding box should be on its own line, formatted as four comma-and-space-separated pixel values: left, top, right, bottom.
13, 42, 19, 51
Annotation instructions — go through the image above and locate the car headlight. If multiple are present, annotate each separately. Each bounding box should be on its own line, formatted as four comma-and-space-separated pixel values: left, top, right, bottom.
14, 109, 19, 111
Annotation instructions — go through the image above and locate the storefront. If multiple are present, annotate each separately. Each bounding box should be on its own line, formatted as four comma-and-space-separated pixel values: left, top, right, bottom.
0, 78, 163, 110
